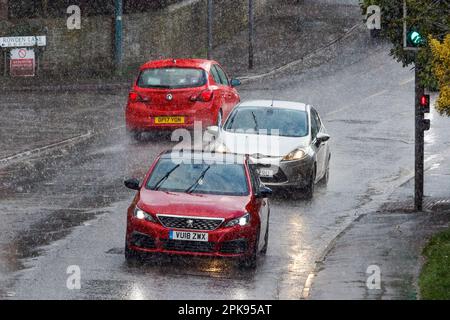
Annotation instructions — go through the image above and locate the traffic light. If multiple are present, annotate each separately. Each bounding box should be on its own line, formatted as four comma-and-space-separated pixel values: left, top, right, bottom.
421, 119, 431, 131
407, 28, 425, 47
419, 94, 430, 113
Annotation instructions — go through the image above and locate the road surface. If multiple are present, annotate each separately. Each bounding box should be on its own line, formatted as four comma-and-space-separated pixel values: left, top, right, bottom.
0, 29, 432, 299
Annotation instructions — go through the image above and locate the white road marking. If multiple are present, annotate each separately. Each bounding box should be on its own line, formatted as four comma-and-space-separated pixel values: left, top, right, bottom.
302, 273, 315, 299
326, 89, 388, 117
0, 132, 93, 166
0, 125, 126, 167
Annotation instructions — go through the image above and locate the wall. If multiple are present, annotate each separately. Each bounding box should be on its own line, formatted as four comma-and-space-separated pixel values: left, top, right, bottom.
6, 0, 276, 77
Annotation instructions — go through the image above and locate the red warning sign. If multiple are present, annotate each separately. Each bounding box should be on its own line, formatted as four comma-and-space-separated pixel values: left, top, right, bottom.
10, 48, 35, 77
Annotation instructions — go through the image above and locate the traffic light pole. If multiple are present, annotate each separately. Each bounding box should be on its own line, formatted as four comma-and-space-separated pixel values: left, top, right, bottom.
414, 61, 425, 211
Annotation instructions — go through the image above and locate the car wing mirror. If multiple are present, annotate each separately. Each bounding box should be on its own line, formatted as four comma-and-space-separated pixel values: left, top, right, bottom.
207, 125, 220, 136
316, 133, 330, 143
124, 178, 141, 191
230, 78, 241, 87
258, 186, 273, 198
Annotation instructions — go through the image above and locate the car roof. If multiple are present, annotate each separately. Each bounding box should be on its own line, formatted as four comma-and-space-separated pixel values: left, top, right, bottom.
160, 150, 247, 164
237, 100, 308, 111
140, 59, 216, 71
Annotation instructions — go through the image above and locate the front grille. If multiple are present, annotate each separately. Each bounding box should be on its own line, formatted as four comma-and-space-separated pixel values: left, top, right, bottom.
220, 239, 248, 254
157, 215, 223, 231
161, 240, 215, 253
131, 232, 156, 249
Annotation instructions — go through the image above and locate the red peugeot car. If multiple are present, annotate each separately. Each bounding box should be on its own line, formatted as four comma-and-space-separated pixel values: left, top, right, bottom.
124, 150, 272, 268
125, 59, 241, 139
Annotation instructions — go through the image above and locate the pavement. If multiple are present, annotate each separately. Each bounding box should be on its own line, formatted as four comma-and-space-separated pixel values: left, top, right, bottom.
1, 0, 449, 300
310, 103, 450, 300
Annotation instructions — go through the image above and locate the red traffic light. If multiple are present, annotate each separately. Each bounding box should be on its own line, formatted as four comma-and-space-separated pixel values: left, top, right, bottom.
420, 95, 429, 107
419, 94, 430, 113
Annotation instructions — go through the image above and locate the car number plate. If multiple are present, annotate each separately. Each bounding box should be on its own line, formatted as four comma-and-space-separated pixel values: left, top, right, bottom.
169, 230, 208, 242
154, 116, 185, 124
258, 168, 274, 178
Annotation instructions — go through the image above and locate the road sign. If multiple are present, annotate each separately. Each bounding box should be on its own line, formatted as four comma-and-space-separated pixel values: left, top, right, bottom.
0, 36, 46, 48
10, 48, 35, 77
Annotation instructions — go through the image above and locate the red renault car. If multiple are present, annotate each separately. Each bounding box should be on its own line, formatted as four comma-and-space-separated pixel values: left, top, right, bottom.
125, 59, 241, 138
124, 150, 272, 268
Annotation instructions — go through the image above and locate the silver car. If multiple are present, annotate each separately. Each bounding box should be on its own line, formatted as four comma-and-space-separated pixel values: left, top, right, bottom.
207, 100, 331, 199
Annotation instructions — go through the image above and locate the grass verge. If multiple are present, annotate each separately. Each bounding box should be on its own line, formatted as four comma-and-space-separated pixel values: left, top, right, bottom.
419, 228, 450, 299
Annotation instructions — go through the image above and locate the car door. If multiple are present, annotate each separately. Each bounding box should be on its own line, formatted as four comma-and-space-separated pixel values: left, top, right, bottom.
310, 108, 327, 180
214, 64, 239, 117
210, 65, 226, 120
249, 165, 269, 251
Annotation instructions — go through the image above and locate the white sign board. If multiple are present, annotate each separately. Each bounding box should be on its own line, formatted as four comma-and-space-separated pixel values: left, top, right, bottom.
0, 36, 46, 48
10, 48, 35, 77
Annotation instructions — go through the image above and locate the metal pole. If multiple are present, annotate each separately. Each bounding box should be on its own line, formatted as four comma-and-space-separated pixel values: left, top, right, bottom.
114, 0, 123, 70
414, 59, 425, 211
248, 0, 254, 69
403, 0, 407, 48
0, 0, 8, 20
3, 50, 7, 77
207, 0, 213, 59
35, 48, 39, 76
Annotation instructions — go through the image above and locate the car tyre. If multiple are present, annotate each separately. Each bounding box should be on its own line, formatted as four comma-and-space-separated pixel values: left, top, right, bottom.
261, 218, 269, 255
239, 236, 259, 269
320, 157, 330, 186
217, 109, 223, 127
125, 243, 142, 266
127, 129, 142, 141
304, 167, 316, 200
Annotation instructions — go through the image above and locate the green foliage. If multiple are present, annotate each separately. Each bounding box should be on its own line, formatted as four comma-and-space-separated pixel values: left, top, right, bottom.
430, 35, 450, 116
360, 0, 449, 90
420, 227, 450, 299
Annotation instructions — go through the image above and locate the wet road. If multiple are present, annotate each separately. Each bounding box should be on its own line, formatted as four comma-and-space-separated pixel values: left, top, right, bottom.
0, 30, 431, 299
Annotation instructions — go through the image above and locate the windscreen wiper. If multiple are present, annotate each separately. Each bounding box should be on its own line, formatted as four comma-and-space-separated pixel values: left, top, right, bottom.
185, 165, 211, 194
153, 164, 181, 191
251, 111, 259, 132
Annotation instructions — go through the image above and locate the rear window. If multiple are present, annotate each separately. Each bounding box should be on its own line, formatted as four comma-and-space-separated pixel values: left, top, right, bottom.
137, 67, 207, 89
146, 158, 249, 196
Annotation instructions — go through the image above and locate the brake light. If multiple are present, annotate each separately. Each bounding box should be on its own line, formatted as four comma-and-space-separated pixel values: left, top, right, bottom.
129, 92, 140, 103
191, 90, 214, 102
128, 92, 150, 103
200, 90, 214, 102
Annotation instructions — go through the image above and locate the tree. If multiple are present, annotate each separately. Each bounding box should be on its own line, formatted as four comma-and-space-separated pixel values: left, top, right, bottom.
361, 0, 449, 90
429, 34, 450, 116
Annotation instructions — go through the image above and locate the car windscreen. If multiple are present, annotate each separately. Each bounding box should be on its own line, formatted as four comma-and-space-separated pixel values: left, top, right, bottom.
224, 107, 309, 137
146, 159, 249, 196
137, 67, 207, 89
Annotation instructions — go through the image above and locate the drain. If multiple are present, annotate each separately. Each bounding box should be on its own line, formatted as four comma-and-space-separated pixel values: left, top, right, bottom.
429, 199, 450, 212
379, 198, 450, 213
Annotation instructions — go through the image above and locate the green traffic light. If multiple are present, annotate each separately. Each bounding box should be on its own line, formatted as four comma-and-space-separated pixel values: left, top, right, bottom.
408, 30, 424, 46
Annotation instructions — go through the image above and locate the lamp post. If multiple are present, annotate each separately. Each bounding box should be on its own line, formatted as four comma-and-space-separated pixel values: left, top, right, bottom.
114, 0, 123, 71
248, 0, 254, 69
207, 0, 213, 59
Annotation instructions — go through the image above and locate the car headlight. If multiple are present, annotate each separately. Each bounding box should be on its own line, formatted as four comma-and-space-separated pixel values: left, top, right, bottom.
215, 142, 230, 154
282, 148, 306, 161
134, 207, 157, 223
225, 213, 251, 227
